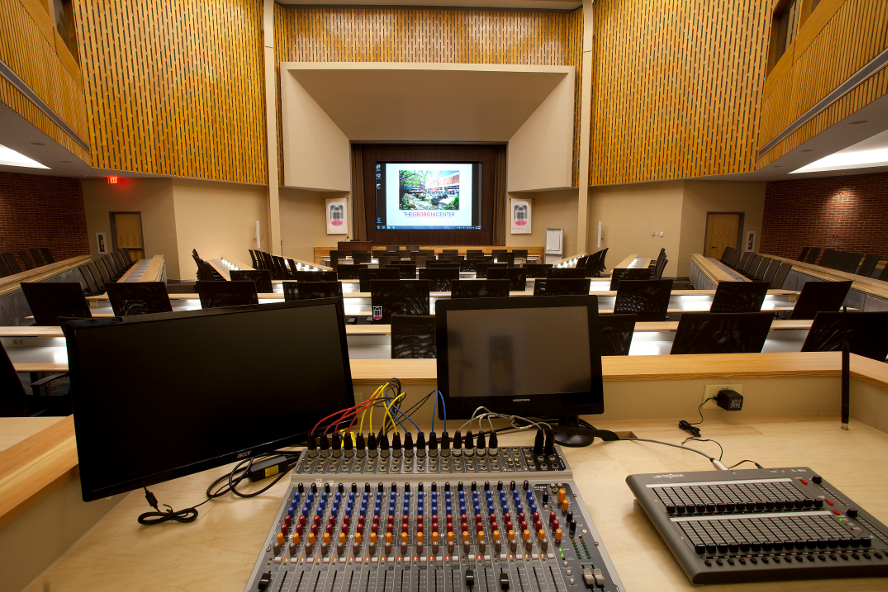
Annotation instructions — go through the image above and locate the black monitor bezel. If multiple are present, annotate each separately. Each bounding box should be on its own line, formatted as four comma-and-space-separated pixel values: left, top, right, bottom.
435, 295, 604, 419
65, 298, 354, 501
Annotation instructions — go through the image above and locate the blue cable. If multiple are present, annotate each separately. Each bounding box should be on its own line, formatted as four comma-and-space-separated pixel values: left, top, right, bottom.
435, 390, 446, 432
432, 394, 437, 434
383, 388, 421, 434
382, 390, 408, 433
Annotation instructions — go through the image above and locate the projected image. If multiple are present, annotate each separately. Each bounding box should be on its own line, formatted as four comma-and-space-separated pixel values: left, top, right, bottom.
399, 170, 461, 211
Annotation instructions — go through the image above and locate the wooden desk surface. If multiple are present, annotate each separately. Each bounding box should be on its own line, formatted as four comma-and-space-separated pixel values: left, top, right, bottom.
16, 414, 888, 592
0, 256, 91, 298
692, 253, 750, 283
765, 253, 888, 299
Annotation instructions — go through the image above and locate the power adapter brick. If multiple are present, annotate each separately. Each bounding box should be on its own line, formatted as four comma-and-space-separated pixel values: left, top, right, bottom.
716, 389, 743, 411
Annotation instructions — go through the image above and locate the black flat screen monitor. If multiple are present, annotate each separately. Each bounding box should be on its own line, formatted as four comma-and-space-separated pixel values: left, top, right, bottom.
65, 299, 354, 501
436, 295, 604, 446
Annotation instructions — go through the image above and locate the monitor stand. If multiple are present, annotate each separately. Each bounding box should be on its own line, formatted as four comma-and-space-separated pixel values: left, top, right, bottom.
553, 415, 619, 448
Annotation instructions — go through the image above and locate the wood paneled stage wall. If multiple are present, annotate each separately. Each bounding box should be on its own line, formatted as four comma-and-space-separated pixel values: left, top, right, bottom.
274, 5, 583, 187
74, 0, 268, 183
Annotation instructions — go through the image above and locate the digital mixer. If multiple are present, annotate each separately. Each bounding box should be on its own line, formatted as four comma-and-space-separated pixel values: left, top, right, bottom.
244, 429, 623, 591
627, 467, 888, 584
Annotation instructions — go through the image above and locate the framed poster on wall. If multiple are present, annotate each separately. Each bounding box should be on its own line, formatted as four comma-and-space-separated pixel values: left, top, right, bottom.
510, 198, 532, 234
325, 197, 348, 235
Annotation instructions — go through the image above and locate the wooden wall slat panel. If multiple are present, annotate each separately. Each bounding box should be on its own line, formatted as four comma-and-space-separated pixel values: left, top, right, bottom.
757, 0, 888, 167
273, 6, 583, 187
0, 0, 89, 161
74, 0, 267, 183
589, 0, 774, 185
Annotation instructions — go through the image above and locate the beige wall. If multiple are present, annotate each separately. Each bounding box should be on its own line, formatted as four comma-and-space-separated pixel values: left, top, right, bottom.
587, 182, 684, 276
81, 178, 180, 279
172, 180, 268, 280
678, 181, 766, 277
506, 189, 578, 258
280, 188, 345, 262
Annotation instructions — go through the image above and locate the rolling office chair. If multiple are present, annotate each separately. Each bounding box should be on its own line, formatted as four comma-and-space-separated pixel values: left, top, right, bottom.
231, 269, 274, 293
598, 313, 636, 356
1, 340, 71, 417
450, 279, 510, 298
609, 268, 650, 291
670, 312, 774, 355
801, 311, 888, 361
105, 282, 174, 316
709, 281, 770, 313
789, 280, 852, 320
533, 278, 591, 296
613, 279, 672, 322
390, 314, 437, 359
369, 279, 430, 323
487, 267, 527, 292
196, 280, 259, 309
752, 257, 772, 281
77, 264, 101, 296
769, 261, 792, 289
20, 282, 92, 325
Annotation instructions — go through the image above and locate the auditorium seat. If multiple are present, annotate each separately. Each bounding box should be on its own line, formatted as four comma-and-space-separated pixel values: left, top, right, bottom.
801, 311, 888, 361
856, 254, 880, 277
248, 249, 260, 269
196, 280, 259, 309
1, 340, 70, 417
609, 268, 649, 291
21, 282, 93, 325
391, 314, 437, 359
475, 262, 506, 278
29, 249, 46, 266
879, 264, 888, 282
17, 250, 35, 270
819, 249, 837, 268
797, 246, 811, 262
106, 282, 174, 316
0, 256, 11, 278
451, 279, 510, 298
487, 267, 527, 291
512, 249, 529, 261
613, 279, 672, 322
386, 262, 416, 279
352, 251, 372, 265
328, 250, 346, 271
670, 312, 774, 354
759, 259, 781, 286
709, 281, 769, 313
86, 261, 108, 292
231, 269, 273, 293
494, 252, 515, 266
742, 254, 763, 277
533, 278, 591, 296
803, 247, 820, 264
39, 248, 54, 264
77, 264, 101, 296
789, 280, 853, 320
752, 257, 772, 281
735, 251, 752, 271
597, 247, 609, 273
599, 313, 636, 356
770, 261, 792, 289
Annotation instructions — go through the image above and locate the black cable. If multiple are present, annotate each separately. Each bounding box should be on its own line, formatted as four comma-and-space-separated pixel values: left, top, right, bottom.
728, 459, 765, 469
682, 437, 724, 461
678, 397, 714, 437
138, 487, 211, 525
620, 437, 717, 462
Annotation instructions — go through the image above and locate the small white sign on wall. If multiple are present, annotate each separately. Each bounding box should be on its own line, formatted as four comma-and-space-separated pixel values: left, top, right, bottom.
510, 198, 532, 234
325, 197, 348, 235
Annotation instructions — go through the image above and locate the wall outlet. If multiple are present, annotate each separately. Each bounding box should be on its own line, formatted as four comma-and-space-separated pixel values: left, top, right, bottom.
702, 384, 743, 410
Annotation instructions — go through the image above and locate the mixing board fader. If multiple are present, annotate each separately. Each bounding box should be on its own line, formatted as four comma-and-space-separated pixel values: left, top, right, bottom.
245, 431, 623, 591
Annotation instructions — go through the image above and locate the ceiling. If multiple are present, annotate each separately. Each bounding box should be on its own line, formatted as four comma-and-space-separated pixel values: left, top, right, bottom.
286, 65, 568, 142
276, 0, 581, 10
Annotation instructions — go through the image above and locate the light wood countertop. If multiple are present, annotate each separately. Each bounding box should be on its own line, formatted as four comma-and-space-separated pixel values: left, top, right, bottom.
0, 256, 90, 298
765, 253, 888, 299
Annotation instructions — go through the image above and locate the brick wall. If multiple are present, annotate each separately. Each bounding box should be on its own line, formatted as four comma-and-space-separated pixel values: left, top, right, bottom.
760, 172, 888, 263
0, 172, 89, 268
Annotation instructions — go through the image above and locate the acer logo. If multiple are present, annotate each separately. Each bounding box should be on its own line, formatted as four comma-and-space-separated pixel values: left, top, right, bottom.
653, 474, 684, 479
237, 451, 252, 459
512, 398, 530, 403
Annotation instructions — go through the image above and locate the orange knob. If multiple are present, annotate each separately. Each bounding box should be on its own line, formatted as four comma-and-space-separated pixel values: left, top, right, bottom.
523, 529, 531, 542
339, 532, 346, 545
493, 530, 500, 543
555, 528, 563, 543
557, 488, 566, 503
432, 531, 439, 544
355, 532, 362, 545
447, 531, 454, 543
277, 532, 285, 546
370, 532, 378, 544
292, 532, 300, 546
537, 529, 545, 542
417, 532, 424, 544
478, 531, 485, 543
462, 531, 470, 543
308, 532, 316, 545
323, 532, 331, 545
385, 532, 393, 544
400, 532, 408, 544
508, 530, 516, 543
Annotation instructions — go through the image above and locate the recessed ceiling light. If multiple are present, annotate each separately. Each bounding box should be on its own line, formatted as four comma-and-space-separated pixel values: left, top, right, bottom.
30, 142, 45, 146
0, 144, 49, 169
848, 120, 867, 125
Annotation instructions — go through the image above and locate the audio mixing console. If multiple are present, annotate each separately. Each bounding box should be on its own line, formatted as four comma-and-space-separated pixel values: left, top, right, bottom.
628, 467, 888, 584
244, 430, 622, 591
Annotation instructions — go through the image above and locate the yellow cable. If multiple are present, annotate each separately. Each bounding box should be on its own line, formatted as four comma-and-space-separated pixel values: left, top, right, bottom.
384, 393, 405, 436
362, 382, 386, 435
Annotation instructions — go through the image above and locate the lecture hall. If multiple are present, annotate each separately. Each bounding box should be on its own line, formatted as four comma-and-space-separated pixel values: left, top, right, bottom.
1, 0, 888, 590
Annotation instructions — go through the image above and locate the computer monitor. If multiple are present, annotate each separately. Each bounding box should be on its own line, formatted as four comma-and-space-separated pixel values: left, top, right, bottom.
436, 295, 604, 447
65, 299, 354, 501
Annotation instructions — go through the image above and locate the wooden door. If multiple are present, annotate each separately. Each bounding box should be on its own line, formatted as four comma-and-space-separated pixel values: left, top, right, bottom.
704, 213, 741, 260
112, 213, 145, 261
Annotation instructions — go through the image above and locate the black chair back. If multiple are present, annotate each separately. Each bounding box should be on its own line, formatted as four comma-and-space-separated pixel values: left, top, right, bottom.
112, 250, 129, 271
391, 314, 437, 359
599, 313, 636, 356
359, 268, 400, 292
370, 279, 430, 324
386, 262, 416, 279
819, 249, 837, 268
613, 279, 672, 322
422, 267, 459, 292
352, 251, 372, 264
21, 282, 92, 325
2, 253, 23, 274
735, 251, 752, 271
548, 267, 586, 279
710, 281, 770, 313
879, 263, 888, 282
0, 256, 10, 278
790, 280, 853, 320
743, 254, 763, 276
523, 264, 553, 279
670, 311, 774, 354
337, 263, 369, 281
753, 257, 772, 281
494, 252, 515, 266
836, 252, 864, 274
857, 254, 880, 277
77, 264, 100, 296
797, 247, 811, 262
801, 311, 888, 361
487, 267, 527, 292
598, 248, 608, 273
511, 249, 529, 260
760, 259, 781, 286
106, 282, 174, 316
86, 261, 108, 291
328, 250, 346, 271
248, 250, 260, 268
39, 248, 55, 264
231, 269, 273, 293
29, 248, 46, 266
450, 279, 510, 298
533, 278, 591, 296
721, 247, 735, 263
283, 280, 343, 301
294, 270, 337, 282
196, 280, 258, 309
1, 341, 28, 416
442, 249, 459, 256
474, 262, 507, 279
609, 267, 649, 291
585, 251, 603, 278
770, 261, 792, 289
18, 250, 35, 270
804, 247, 821, 264
428, 260, 459, 269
